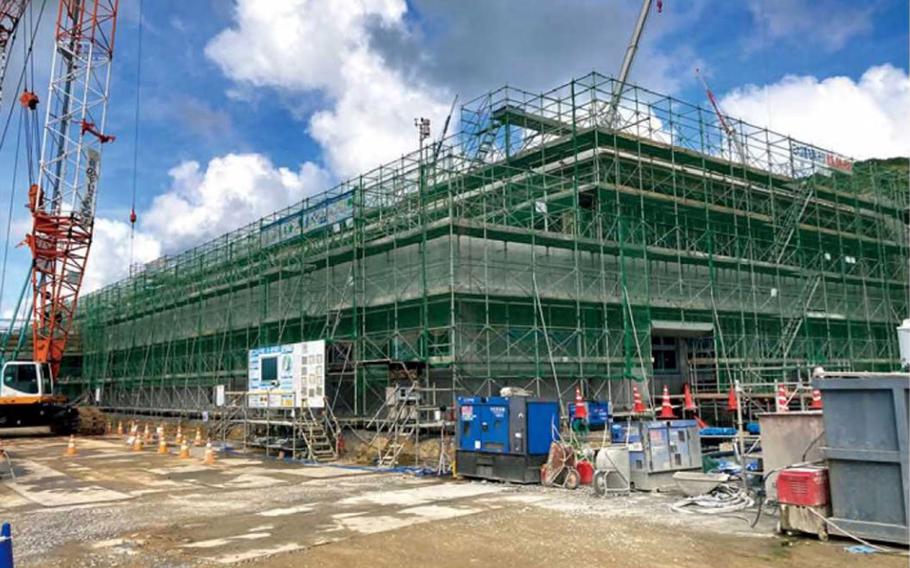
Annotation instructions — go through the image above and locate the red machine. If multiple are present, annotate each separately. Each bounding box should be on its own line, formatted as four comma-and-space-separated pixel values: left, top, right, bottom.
777, 466, 831, 540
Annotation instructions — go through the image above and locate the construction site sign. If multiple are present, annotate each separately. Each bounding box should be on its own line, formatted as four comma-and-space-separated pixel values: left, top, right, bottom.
247, 341, 326, 408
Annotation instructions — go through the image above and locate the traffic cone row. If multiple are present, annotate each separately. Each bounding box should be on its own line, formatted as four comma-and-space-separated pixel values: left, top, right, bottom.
178, 439, 191, 459
202, 441, 216, 465
631, 385, 646, 414
64, 435, 77, 457
658, 385, 675, 419
810, 389, 823, 410
776, 384, 789, 413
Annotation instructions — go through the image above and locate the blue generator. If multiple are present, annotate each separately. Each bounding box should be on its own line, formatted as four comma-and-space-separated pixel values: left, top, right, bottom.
455, 395, 560, 484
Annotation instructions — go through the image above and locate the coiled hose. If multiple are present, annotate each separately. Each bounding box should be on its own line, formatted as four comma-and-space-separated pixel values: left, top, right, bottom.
671, 484, 755, 515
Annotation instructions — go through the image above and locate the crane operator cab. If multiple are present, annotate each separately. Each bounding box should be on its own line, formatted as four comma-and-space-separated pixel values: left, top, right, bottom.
1, 361, 54, 400
0, 361, 78, 432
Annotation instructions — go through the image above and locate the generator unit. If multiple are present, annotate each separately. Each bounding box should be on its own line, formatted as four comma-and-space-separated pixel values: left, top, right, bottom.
777, 466, 831, 540
612, 419, 703, 491
455, 395, 560, 483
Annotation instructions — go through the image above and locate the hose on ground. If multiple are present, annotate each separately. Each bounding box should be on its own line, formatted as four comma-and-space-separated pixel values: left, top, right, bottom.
671, 483, 755, 515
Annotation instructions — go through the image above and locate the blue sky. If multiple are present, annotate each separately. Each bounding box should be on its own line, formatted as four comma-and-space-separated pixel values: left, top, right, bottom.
0, 0, 908, 318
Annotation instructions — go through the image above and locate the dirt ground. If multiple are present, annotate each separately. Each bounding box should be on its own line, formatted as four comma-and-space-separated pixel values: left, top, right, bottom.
0, 432, 903, 567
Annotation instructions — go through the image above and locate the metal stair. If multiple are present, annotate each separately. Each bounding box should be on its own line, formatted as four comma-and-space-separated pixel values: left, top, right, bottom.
300, 406, 337, 463
770, 183, 815, 265
777, 273, 823, 360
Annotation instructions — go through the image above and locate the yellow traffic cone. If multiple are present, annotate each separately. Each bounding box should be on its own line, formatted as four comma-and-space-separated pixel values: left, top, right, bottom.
143, 423, 152, 443
193, 427, 203, 447
202, 441, 216, 465
175, 425, 183, 445
64, 435, 77, 457
131, 435, 143, 452
178, 439, 191, 459
157, 436, 168, 455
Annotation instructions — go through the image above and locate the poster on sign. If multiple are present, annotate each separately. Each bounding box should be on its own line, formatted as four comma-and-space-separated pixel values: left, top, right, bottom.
247, 340, 326, 408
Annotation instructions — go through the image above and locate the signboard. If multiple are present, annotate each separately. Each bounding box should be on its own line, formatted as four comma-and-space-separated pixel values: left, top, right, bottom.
792, 143, 853, 175
261, 191, 354, 248
247, 340, 326, 408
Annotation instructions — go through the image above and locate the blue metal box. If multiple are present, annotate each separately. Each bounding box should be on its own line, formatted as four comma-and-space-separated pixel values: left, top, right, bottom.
456, 395, 560, 483
567, 400, 611, 429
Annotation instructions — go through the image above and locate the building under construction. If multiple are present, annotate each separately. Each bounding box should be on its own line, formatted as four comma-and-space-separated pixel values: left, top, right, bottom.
67, 72, 909, 420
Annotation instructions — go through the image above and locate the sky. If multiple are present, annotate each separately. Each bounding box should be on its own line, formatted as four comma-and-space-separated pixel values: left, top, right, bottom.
0, 0, 908, 320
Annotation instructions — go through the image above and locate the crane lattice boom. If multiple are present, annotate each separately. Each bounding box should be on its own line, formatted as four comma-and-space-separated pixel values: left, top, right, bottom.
28, 0, 118, 375
0, 0, 30, 109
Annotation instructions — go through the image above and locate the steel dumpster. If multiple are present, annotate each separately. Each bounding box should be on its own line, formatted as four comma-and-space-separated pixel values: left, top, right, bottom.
813, 373, 910, 545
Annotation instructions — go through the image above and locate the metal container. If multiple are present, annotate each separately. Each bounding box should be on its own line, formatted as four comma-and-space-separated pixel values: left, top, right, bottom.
813, 373, 910, 545
758, 411, 826, 500
593, 445, 630, 496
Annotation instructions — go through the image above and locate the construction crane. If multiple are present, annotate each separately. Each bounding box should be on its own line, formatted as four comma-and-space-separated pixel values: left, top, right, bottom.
696, 68, 747, 164
0, 0, 118, 433
0, 1, 30, 110
600, 0, 662, 129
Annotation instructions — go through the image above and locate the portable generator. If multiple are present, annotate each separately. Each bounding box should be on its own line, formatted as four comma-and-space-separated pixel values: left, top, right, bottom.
777, 466, 831, 540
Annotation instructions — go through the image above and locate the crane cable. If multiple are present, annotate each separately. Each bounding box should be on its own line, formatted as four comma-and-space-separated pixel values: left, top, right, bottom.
0, 0, 49, 323
128, 0, 144, 269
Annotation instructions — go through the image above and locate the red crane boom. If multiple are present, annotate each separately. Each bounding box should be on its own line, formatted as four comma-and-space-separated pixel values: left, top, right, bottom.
27, 0, 118, 376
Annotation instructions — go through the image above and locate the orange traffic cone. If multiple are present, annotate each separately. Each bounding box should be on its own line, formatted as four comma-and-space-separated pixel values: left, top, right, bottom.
143, 423, 152, 443
573, 387, 588, 421
175, 425, 183, 445
64, 435, 78, 457
116, 421, 124, 435
157, 436, 168, 455
810, 389, 823, 410
776, 384, 789, 413
658, 385, 675, 419
202, 441, 216, 465
178, 439, 191, 459
727, 386, 738, 412
131, 434, 143, 452
683, 383, 697, 412
193, 427, 204, 447
632, 385, 646, 414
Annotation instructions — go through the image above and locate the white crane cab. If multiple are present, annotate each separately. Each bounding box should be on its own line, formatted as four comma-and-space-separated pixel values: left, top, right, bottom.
1, 361, 54, 401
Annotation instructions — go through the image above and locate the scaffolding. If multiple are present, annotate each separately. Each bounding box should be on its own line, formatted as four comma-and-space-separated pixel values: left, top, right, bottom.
67, 72, 909, 421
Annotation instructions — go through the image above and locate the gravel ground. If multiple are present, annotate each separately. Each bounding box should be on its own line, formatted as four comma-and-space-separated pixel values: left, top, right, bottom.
1, 434, 905, 567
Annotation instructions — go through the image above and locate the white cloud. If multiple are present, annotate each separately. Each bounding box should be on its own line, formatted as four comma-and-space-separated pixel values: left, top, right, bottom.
747, 0, 873, 51
83, 153, 329, 290
143, 153, 329, 252
205, 0, 450, 177
83, 219, 161, 293
719, 64, 910, 159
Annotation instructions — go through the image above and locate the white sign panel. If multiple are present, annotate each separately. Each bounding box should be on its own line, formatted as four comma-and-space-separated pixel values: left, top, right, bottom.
247, 340, 325, 408
299, 339, 326, 409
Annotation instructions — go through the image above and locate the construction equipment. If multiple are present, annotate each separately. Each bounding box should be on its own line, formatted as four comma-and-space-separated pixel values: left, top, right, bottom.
696, 68, 747, 163
600, 0, 662, 128
777, 466, 831, 540
0, 0, 119, 434
612, 419, 703, 490
455, 394, 559, 483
